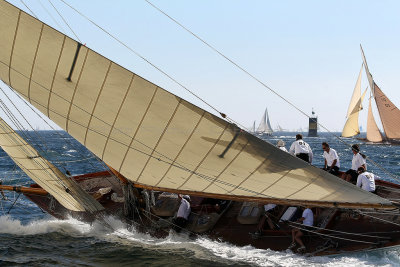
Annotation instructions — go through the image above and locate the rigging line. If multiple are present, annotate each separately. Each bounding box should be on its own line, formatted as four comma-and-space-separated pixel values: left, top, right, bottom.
0, 84, 118, 189
0, 78, 234, 195
287, 221, 390, 240
47, 0, 81, 43
58, 0, 399, 183
0, 104, 94, 210
36, 0, 66, 33
143, 0, 400, 182
288, 223, 378, 245
0, 86, 60, 163
357, 210, 400, 227
20, 0, 38, 19
57, 0, 230, 122
1, 84, 388, 202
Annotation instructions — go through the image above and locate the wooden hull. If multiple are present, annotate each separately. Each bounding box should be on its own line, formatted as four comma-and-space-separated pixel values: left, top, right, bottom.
19, 172, 400, 256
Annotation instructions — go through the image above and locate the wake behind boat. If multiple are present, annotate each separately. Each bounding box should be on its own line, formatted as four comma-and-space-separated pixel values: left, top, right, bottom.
1, 0, 400, 258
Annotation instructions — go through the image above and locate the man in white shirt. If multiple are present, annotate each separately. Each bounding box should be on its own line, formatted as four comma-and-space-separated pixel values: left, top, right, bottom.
342, 144, 366, 183
173, 195, 191, 232
356, 166, 376, 193
322, 142, 340, 175
289, 134, 313, 163
288, 207, 314, 253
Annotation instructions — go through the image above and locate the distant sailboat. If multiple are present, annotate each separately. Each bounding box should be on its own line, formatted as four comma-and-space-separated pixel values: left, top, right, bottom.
249, 120, 256, 133
361, 46, 399, 143
256, 108, 273, 136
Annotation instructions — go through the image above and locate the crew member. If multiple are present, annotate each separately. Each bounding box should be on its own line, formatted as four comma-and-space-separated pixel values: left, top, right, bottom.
173, 194, 191, 232
342, 144, 366, 183
289, 134, 313, 163
276, 140, 288, 152
288, 206, 314, 253
322, 142, 340, 175
356, 166, 376, 193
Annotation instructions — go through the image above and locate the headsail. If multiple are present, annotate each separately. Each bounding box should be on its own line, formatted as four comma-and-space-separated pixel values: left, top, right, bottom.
256, 108, 273, 134
0, 117, 104, 212
0, 1, 392, 209
366, 96, 383, 142
341, 66, 366, 138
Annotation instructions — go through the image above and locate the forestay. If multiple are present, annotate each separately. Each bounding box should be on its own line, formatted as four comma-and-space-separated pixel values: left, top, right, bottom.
0, 1, 393, 209
0, 116, 104, 212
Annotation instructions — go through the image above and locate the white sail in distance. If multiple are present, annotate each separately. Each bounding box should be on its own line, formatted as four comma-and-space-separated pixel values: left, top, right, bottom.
341, 79, 367, 138
0, 1, 393, 209
256, 108, 273, 134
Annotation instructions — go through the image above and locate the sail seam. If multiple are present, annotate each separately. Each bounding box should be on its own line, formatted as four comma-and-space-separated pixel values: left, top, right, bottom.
8, 10, 21, 87
118, 86, 159, 173
154, 111, 205, 187
136, 99, 182, 182
47, 35, 67, 118
65, 48, 89, 132
83, 61, 112, 146
101, 73, 135, 159
227, 156, 268, 193
259, 169, 292, 196
28, 23, 44, 103
201, 138, 249, 192
176, 124, 228, 190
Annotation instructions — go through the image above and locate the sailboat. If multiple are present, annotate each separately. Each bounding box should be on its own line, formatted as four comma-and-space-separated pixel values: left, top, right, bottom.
256, 108, 273, 136
2, 1, 400, 256
342, 46, 400, 144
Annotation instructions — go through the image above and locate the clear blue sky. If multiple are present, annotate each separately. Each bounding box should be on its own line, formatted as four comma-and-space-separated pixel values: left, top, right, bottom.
2, 0, 400, 132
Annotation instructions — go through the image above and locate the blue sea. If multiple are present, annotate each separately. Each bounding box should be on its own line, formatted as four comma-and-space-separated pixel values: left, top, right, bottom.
0, 131, 400, 266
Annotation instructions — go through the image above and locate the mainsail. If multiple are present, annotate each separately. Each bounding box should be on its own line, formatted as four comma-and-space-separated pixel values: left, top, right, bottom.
366, 96, 383, 142
341, 65, 366, 137
256, 108, 273, 134
0, 117, 104, 212
0, 1, 392, 209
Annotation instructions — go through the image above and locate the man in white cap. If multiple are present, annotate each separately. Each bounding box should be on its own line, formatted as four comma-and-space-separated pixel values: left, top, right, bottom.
173, 194, 191, 232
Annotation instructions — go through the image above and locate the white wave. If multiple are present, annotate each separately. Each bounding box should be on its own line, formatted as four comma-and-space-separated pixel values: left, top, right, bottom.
1, 215, 399, 266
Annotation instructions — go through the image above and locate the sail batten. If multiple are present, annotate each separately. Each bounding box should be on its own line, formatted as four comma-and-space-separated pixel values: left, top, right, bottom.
0, 1, 393, 208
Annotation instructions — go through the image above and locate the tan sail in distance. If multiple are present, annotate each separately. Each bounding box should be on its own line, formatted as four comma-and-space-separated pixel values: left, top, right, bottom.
0, 1, 392, 209
366, 96, 383, 142
341, 65, 366, 138
373, 84, 400, 140
361, 45, 400, 141
0, 116, 104, 212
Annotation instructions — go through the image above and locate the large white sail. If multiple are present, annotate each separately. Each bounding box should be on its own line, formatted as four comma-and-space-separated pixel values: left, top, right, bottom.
0, 1, 392, 209
366, 96, 383, 142
0, 117, 104, 212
